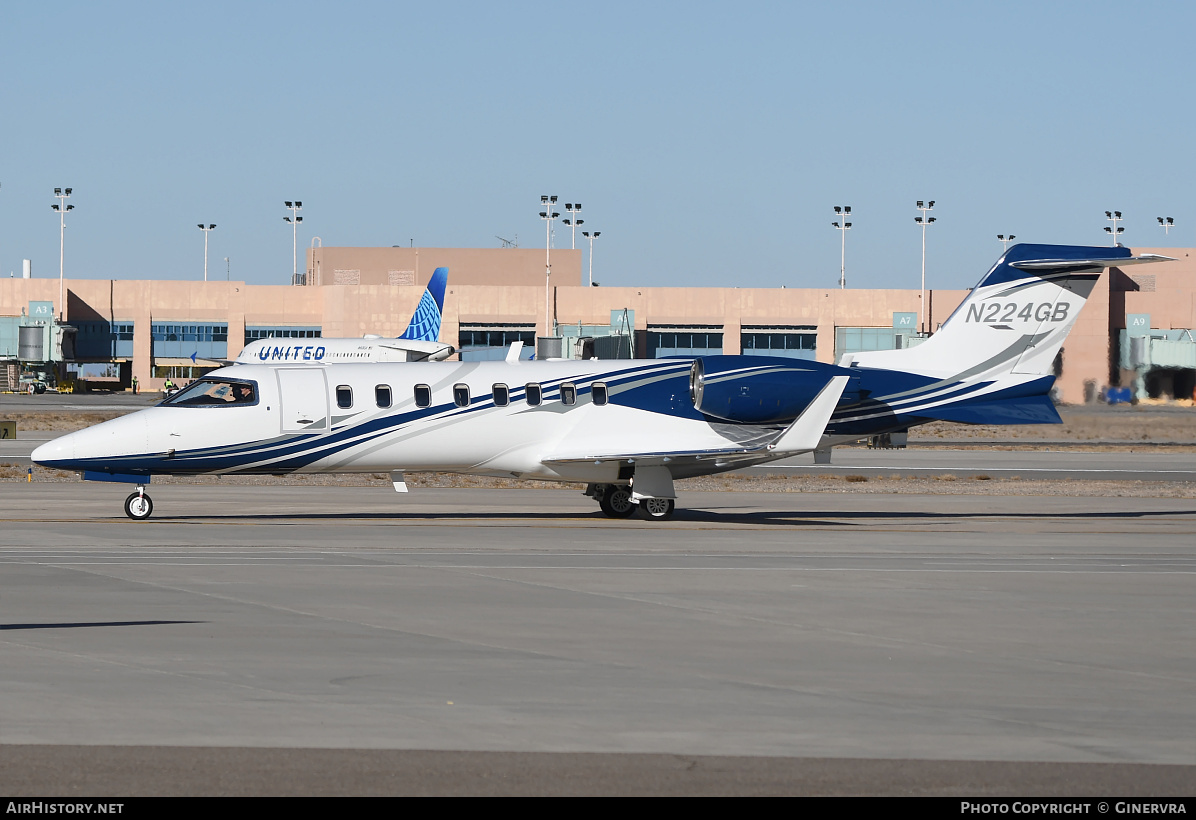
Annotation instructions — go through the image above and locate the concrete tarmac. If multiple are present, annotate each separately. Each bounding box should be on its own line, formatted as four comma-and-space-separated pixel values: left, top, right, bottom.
1, 483, 1194, 794
762, 447, 1196, 481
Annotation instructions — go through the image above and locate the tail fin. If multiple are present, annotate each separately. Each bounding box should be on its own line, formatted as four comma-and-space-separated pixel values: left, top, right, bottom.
844, 244, 1171, 380
398, 267, 448, 342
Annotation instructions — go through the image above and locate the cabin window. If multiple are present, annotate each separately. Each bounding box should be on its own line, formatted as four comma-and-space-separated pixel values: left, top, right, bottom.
336, 385, 353, 409
492, 383, 509, 407
453, 383, 470, 408
162, 379, 257, 407
561, 383, 577, 405
592, 382, 608, 406
375, 385, 392, 408
414, 384, 431, 408
525, 383, 542, 407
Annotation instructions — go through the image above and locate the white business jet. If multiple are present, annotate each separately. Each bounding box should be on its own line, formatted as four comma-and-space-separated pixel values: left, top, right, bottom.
33, 244, 1169, 521
235, 267, 454, 364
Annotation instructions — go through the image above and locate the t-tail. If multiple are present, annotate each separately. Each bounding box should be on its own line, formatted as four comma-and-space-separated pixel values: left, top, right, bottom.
398, 267, 448, 342
842, 244, 1171, 381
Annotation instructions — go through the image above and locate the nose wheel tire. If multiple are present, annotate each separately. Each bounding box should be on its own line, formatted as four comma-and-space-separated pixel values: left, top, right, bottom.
124, 492, 153, 520
598, 485, 636, 518
640, 497, 675, 520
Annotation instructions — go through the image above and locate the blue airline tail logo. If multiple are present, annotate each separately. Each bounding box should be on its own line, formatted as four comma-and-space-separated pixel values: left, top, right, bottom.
399, 267, 448, 342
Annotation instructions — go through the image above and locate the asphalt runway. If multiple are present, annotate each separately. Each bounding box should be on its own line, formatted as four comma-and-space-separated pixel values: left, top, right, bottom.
1, 483, 1194, 795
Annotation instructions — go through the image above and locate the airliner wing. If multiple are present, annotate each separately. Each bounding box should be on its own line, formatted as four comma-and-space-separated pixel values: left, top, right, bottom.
543, 376, 850, 465
542, 444, 770, 467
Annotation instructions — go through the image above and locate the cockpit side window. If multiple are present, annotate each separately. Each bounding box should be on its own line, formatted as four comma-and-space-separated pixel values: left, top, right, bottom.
162, 379, 258, 407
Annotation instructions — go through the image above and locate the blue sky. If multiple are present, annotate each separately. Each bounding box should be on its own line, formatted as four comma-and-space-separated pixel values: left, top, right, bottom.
1, 1, 1192, 292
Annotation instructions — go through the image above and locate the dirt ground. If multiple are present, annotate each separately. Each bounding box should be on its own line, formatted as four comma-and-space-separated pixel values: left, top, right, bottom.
2, 411, 129, 432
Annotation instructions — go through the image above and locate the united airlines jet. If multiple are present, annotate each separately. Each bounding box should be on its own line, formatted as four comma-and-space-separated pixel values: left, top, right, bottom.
235, 267, 453, 364
32, 245, 1169, 521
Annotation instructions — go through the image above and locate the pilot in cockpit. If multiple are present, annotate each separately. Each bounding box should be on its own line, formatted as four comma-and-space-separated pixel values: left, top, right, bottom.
227, 383, 255, 403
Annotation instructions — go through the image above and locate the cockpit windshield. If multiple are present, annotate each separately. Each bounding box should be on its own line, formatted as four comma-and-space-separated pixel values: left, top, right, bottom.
162, 379, 258, 407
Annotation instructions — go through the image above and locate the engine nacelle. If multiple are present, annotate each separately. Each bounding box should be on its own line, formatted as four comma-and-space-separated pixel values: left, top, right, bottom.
690, 356, 863, 424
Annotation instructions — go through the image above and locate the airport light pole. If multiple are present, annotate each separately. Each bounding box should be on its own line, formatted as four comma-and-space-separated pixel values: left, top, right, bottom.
832, 206, 851, 289
563, 203, 583, 249
582, 230, 601, 287
1157, 216, 1175, 236
998, 234, 1016, 252
197, 224, 216, 281
1104, 210, 1124, 246
52, 187, 74, 320
540, 195, 559, 336
915, 200, 936, 335
284, 201, 303, 283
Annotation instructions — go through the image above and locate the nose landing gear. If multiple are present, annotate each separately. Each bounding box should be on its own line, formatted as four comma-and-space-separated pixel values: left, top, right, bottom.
124, 487, 153, 520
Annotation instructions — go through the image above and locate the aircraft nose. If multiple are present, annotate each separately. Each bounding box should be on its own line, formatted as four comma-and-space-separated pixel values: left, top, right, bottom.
32, 433, 76, 467
31, 413, 150, 470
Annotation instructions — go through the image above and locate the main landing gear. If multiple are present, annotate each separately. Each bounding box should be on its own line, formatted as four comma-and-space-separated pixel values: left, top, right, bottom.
639, 497, 675, 520
124, 487, 153, 520
597, 484, 636, 518
588, 484, 676, 520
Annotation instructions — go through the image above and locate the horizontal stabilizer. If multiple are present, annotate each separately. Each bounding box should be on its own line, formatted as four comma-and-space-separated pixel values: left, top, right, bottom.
1012, 254, 1173, 271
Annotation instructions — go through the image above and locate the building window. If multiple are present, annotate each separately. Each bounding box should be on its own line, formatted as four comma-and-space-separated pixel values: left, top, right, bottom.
834, 327, 907, 360
646, 326, 723, 358
336, 385, 353, 409
245, 326, 322, 343
375, 385, 392, 408
414, 384, 431, 408
72, 321, 134, 359
592, 382, 608, 406
150, 323, 228, 360
453, 384, 470, 408
741, 326, 818, 361
493, 383, 509, 407
525, 383, 542, 406
458, 323, 536, 361
151, 323, 228, 343
151, 365, 218, 380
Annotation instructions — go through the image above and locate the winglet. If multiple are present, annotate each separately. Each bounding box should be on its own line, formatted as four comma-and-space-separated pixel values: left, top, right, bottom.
767, 376, 850, 454
505, 340, 524, 362
398, 267, 449, 342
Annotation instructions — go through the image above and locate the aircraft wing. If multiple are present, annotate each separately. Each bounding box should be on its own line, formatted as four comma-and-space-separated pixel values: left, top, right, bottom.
543, 376, 849, 466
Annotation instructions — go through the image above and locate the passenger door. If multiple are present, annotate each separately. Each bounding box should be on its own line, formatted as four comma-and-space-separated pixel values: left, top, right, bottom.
277, 368, 329, 433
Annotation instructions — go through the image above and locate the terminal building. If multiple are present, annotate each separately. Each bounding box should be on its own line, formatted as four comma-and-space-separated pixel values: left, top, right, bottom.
2, 245, 1194, 404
